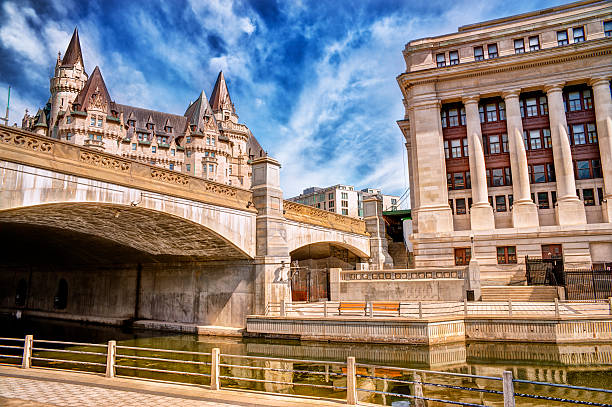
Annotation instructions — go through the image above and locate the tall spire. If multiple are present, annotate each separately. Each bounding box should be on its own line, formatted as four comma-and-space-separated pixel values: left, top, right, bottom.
209, 71, 235, 114
73, 66, 111, 113
185, 90, 216, 132
61, 27, 84, 68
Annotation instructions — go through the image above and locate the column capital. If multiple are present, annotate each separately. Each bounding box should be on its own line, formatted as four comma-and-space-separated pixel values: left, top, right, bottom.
409, 98, 441, 111
501, 89, 521, 100
461, 94, 480, 105
543, 83, 565, 94
588, 77, 611, 88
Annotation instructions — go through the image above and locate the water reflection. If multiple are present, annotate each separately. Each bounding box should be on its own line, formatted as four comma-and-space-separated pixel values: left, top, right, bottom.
2, 317, 612, 406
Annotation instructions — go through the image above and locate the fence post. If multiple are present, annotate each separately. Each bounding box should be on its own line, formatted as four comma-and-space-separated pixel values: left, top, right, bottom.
418, 302, 423, 319
211, 348, 220, 390
508, 299, 512, 317
503, 370, 515, 407
21, 335, 33, 369
554, 298, 560, 318
414, 373, 425, 407
105, 340, 116, 378
367, 302, 373, 318
279, 299, 286, 317
346, 356, 357, 405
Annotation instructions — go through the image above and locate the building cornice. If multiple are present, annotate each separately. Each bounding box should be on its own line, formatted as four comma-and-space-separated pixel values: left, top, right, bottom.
398, 39, 612, 88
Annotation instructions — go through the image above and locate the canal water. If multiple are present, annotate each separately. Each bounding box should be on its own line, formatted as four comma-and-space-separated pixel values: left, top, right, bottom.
2, 317, 612, 406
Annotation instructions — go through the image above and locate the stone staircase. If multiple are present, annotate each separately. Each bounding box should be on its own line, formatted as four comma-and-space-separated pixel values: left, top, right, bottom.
387, 241, 409, 268
481, 286, 559, 302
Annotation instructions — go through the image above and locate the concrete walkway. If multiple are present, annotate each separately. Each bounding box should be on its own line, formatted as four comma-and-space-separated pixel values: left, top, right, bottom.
0, 365, 353, 407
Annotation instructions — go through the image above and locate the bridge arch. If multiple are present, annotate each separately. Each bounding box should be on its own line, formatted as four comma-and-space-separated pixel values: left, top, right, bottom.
0, 202, 252, 260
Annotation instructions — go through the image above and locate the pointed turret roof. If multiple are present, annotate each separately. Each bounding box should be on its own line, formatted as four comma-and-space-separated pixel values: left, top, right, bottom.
33, 109, 48, 128
73, 66, 112, 113
61, 28, 84, 68
209, 71, 235, 114
184, 90, 217, 132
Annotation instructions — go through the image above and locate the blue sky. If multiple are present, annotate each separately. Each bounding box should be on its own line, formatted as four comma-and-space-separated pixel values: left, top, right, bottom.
0, 0, 567, 201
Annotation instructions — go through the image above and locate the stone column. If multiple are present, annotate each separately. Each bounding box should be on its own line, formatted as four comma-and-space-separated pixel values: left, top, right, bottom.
590, 77, 612, 222
409, 98, 453, 234
251, 157, 291, 315
503, 90, 539, 228
363, 195, 393, 269
544, 84, 587, 225
463, 96, 495, 230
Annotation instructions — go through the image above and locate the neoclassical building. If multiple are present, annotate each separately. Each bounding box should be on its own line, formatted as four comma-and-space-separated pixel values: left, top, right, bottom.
397, 0, 612, 284
22, 28, 265, 189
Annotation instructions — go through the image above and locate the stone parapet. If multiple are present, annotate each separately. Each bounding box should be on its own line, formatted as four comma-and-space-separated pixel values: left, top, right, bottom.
283, 200, 368, 236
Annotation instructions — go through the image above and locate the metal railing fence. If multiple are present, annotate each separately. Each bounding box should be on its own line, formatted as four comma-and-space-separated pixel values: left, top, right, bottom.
1, 335, 611, 406
265, 299, 612, 319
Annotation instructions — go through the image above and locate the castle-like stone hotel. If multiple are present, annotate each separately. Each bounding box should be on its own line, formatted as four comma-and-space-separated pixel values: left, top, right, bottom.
22, 29, 265, 189
398, 0, 612, 283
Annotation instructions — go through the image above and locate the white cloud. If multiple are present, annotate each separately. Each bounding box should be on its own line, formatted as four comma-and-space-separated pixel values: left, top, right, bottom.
0, 2, 46, 65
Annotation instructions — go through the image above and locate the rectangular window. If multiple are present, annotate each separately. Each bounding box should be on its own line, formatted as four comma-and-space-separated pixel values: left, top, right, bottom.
436, 53, 446, 67
587, 123, 597, 143
557, 30, 568, 45
341, 192, 348, 199
495, 195, 506, 212
444, 140, 450, 158
502, 134, 509, 153
537, 192, 550, 209
186, 150, 192, 157
598, 188, 605, 205
454, 248, 471, 266
451, 139, 462, 157
66, 116, 72, 124
341, 200, 348, 207
441, 111, 447, 128
448, 109, 459, 127
531, 164, 546, 183
479, 105, 485, 123
542, 129, 552, 148
169, 163, 174, 170
491, 168, 504, 187
151, 146, 156, 153
97, 118, 103, 127
497, 246, 517, 264
583, 188, 595, 206
489, 135, 501, 154
547, 163, 556, 182
605, 21, 612, 37
329, 200, 334, 207
573, 26, 585, 43
453, 173, 465, 189
186, 136, 192, 143
474, 46, 484, 61
186, 164, 191, 172
576, 160, 591, 179
525, 98, 538, 117
568, 91, 581, 111
90, 117, 95, 126
508, 194, 513, 209
528, 36, 540, 51
455, 198, 466, 215
487, 43, 498, 59
171, 149, 175, 156
486, 104, 497, 122
583, 89, 593, 109
499, 102, 506, 121
529, 130, 542, 149
593, 159, 602, 178
460, 107, 466, 125
131, 143, 137, 151
514, 38, 524, 54
572, 124, 586, 145
449, 199, 454, 214
211, 137, 216, 146
209, 164, 214, 173
505, 167, 512, 186
539, 96, 548, 115
342, 209, 348, 216
462, 137, 469, 157
328, 193, 334, 200
66, 133, 72, 140
551, 191, 557, 206
449, 50, 459, 65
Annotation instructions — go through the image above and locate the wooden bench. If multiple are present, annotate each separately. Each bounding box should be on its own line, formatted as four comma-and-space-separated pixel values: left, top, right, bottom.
338, 302, 400, 316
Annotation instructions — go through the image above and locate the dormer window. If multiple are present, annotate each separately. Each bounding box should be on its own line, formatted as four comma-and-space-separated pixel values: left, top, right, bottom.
128, 119, 135, 127
66, 116, 72, 124
146, 123, 154, 130
97, 117, 103, 127
557, 30, 568, 46
190, 125, 196, 131
165, 126, 172, 133
206, 136, 211, 145
186, 136, 192, 143
90, 117, 95, 126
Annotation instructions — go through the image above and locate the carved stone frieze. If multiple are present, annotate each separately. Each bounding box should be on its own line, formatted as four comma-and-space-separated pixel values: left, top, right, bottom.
204, 183, 237, 197
283, 200, 367, 235
150, 168, 189, 186
80, 151, 130, 172
1, 132, 53, 153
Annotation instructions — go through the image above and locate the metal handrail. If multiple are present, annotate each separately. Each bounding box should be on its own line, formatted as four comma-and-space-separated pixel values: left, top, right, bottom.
34, 339, 107, 347
355, 387, 489, 407
355, 362, 502, 381
32, 347, 107, 356
116, 345, 211, 356
116, 354, 211, 366
220, 353, 347, 365
115, 364, 211, 377
30, 357, 106, 367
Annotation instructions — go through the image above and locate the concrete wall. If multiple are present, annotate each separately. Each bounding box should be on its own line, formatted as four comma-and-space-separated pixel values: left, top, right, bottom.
0, 260, 255, 328
330, 278, 464, 302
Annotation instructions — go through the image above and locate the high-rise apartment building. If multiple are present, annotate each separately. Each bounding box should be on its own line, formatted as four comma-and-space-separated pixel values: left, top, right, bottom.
397, 0, 612, 284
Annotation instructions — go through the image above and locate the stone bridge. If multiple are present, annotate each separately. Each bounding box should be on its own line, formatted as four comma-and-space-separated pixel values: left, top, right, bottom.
0, 125, 378, 329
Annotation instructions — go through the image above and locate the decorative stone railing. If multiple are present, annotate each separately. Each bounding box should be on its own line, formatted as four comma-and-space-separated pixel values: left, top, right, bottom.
0, 125, 255, 213
283, 200, 368, 236
341, 268, 466, 281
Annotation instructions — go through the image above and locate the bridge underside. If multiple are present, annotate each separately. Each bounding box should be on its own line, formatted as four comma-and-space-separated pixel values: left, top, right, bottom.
0, 205, 255, 328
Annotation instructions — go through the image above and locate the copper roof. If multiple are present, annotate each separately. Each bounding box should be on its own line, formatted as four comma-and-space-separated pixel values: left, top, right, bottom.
185, 90, 218, 132
209, 71, 235, 114
61, 28, 84, 67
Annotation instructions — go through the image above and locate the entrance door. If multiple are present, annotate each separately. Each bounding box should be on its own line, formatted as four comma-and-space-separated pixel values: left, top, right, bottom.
291, 268, 329, 302
541, 244, 564, 285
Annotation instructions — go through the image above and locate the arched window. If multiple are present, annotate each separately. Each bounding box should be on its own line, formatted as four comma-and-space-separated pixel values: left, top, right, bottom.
54, 278, 68, 310
15, 279, 27, 307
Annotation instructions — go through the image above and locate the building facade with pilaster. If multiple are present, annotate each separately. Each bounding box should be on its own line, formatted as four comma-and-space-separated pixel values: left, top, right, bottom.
397, 0, 612, 284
